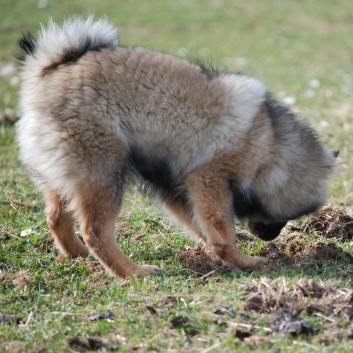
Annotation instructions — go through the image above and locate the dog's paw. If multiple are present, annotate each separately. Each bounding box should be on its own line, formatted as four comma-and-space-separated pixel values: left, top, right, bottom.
226, 256, 267, 273
134, 264, 163, 277
243, 256, 267, 272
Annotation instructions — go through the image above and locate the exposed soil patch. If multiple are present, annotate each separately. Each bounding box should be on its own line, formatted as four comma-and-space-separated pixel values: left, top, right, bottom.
270, 308, 314, 336
242, 277, 353, 320
0, 341, 24, 353
68, 337, 115, 351
261, 225, 351, 269
0, 314, 22, 326
12, 271, 34, 291
178, 245, 224, 275
236, 277, 353, 343
179, 205, 353, 275
304, 205, 353, 241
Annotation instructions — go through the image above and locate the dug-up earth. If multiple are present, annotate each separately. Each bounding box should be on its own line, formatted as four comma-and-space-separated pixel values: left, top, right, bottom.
179, 205, 353, 345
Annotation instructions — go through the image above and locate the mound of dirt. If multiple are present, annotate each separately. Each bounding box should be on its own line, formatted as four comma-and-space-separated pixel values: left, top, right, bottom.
178, 246, 224, 275
242, 277, 353, 321
239, 277, 353, 343
179, 205, 353, 274
304, 205, 353, 241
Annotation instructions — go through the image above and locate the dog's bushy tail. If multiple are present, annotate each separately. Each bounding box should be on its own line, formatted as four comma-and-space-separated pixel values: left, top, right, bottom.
18, 17, 118, 72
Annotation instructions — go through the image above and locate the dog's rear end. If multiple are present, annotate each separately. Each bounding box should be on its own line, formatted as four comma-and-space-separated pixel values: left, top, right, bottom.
17, 18, 164, 277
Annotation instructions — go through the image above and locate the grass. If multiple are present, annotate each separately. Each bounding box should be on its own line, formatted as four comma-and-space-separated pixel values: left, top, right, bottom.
1, 0, 353, 352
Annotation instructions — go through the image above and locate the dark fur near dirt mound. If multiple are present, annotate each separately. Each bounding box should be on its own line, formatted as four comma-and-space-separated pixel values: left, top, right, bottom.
304, 205, 353, 241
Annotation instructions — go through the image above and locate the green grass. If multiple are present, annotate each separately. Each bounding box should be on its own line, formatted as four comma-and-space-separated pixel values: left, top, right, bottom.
1, 1, 353, 352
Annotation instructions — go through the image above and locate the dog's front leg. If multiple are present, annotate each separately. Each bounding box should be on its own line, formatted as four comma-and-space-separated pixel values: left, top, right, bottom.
186, 169, 266, 271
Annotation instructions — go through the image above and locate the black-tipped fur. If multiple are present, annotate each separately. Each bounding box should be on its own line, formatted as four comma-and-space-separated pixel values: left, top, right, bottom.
264, 93, 320, 144
42, 39, 113, 75
18, 32, 37, 63
188, 56, 223, 80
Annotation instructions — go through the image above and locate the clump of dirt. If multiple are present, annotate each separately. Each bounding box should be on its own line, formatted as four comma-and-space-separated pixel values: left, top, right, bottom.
303, 242, 344, 260
270, 308, 314, 336
319, 327, 353, 346
304, 205, 353, 241
276, 230, 306, 256
0, 341, 24, 353
68, 336, 111, 351
293, 278, 328, 298
0, 314, 23, 326
242, 277, 353, 321
178, 245, 224, 275
179, 205, 353, 274
236, 277, 353, 343
263, 226, 351, 267
12, 271, 33, 291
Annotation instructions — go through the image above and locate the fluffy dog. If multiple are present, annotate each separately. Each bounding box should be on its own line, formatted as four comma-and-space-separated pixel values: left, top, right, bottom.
17, 17, 336, 278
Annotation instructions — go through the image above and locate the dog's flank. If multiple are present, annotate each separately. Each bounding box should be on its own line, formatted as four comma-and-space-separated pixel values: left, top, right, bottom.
17, 17, 336, 279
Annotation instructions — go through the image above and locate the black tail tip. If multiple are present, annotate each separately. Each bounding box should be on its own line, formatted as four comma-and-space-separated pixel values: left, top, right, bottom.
17, 32, 37, 63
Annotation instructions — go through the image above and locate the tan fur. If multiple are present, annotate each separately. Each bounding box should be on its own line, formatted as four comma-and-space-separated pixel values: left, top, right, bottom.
17, 18, 336, 279
186, 165, 266, 271
44, 189, 88, 257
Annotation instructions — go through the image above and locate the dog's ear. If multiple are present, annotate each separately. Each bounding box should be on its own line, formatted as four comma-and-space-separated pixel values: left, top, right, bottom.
332, 150, 339, 158
248, 221, 287, 241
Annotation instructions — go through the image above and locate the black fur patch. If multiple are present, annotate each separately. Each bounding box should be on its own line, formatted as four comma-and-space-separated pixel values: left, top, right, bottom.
230, 182, 270, 220
248, 221, 287, 241
128, 147, 189, 205
17, 32, 37, 63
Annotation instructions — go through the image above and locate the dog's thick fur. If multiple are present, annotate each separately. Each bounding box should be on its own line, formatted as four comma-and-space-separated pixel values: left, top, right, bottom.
17, 17, 336, 278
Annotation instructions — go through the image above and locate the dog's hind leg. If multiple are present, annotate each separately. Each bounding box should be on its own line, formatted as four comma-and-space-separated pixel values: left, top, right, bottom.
75, 180, 161, 279
44, 189, 89, 257
161, 197, 207, 246
186, 167, 266, 271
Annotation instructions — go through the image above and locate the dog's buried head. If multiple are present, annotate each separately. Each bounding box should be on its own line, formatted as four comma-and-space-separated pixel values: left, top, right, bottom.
17, 17, 336, 278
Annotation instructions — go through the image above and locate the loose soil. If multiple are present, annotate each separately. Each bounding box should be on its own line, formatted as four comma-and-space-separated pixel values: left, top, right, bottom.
179, 206, 353, 343
179, 205, 353, 274
304, 205, 353, 241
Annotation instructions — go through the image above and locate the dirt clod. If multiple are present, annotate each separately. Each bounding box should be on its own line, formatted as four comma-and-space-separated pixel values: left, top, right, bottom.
271, 308, 314, 336
0, 314, 22, 325
242, 278, 353, 321
179, 246, 224, 275
303, 242, 344, 260
146, 305, 157, 315
170, 316, 189, 327
234, 329, 252, 340
319, 327, 353, 346
304, 205, 353, 241
68, 337, 107, 351
293, 278, 327, 298
12, 272, 33, 291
